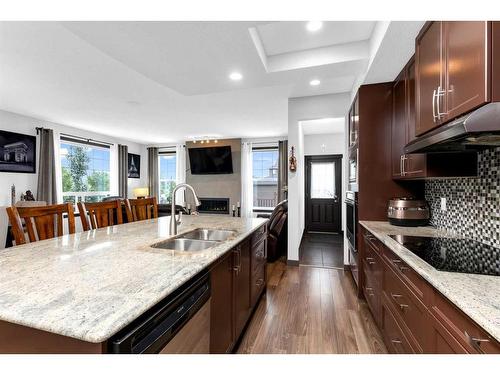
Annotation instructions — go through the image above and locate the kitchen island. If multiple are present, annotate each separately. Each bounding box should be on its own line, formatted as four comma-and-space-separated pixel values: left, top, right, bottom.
0, 214, 268, 353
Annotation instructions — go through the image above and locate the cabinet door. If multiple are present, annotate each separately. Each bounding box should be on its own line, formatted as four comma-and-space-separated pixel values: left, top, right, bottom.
444, 21, 489, 121
210, 253, 234, 353
404, 59, 427, 177
233, 240, 251, 339
392, 73, 406, 178
416, 22, 444, 136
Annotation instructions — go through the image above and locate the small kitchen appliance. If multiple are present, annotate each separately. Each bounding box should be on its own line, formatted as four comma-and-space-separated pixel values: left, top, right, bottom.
387, 197, 430, 227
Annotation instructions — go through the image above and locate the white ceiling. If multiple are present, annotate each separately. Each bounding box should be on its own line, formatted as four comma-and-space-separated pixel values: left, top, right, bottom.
256, 21, 376, 56
0, 21, 423, 144
300, 117, 345, 135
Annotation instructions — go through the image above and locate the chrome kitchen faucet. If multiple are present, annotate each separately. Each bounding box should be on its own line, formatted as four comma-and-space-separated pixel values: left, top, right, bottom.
170, 183, 201, 235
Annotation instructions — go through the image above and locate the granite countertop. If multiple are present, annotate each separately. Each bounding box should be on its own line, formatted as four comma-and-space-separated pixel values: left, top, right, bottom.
0, 215, 267, 343
359, 221, 500, 343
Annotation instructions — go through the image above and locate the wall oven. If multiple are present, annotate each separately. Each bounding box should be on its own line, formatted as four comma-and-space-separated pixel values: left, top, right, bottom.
345, 191, 358, 286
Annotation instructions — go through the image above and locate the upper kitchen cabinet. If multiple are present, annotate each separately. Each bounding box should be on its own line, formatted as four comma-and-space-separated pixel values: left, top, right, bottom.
415, 22, 444, 136
392, 57, 426, 179
415, 21, 491, 136
392, 56, 478, 179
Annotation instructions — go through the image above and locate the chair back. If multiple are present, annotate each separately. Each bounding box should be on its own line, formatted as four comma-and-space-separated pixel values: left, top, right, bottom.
125, 197, 158, 222
6, 203, 75, 245
77, 200, 123, 231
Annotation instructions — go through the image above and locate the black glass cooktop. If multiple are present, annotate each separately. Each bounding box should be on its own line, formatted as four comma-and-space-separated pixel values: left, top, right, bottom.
389, 235, 500, 277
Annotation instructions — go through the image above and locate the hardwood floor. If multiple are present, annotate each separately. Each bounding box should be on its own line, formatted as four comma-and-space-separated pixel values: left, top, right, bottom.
236, 260, 387, 354
299, 232, 344, 268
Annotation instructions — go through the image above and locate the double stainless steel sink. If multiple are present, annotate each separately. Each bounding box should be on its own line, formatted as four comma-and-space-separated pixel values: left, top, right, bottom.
151, 228, 236, 252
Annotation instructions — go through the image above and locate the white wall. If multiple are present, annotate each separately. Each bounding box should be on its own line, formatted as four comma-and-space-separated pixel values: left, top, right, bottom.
0, 109, 148, 247
287, 93, 351, 263
303, 132, 347, 237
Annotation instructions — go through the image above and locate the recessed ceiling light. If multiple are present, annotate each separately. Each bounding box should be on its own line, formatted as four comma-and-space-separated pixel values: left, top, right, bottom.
306, 21, 323, 32
229, 72, 243, 81
309, 79, 321, 86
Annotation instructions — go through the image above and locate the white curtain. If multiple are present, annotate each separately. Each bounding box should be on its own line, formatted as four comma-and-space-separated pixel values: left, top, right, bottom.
109, 143, 119, 196
175, 144, 186, 206
241, 142, 254, 218
53, 130, 63, 203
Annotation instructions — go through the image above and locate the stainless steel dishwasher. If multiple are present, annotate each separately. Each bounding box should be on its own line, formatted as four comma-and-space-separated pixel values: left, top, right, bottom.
108, 272, 211, 354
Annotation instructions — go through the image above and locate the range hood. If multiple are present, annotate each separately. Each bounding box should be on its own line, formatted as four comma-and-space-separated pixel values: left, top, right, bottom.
405, 102, 500, 153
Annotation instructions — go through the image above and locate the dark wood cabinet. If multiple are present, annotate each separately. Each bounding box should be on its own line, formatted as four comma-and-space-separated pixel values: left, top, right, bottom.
360, 226, 500, 354
210, 252, 234, 353
209, 224, 267, 354
416, 21, 444, 136
392, 71, 408, 178
250, 228, 267, 307
392, 56, 478, 180
444, 21, 489, 121
233, 240, 251, 339
392, 61, 427, 179
415, 21, 492, 136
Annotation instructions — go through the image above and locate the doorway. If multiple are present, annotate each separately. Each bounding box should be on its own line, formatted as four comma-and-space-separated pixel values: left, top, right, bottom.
305, 154, 342, 233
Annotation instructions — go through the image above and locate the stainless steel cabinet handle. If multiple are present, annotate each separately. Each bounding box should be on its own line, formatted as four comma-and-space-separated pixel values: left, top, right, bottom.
399, 304, 409, 311
432, 89, 437, 122
391, 293, 403, 299
402, 155, 406, 176
436, 86, 446, 119
391, 339, 402, 344
366, 257, 376, 265
233, 248, 241, 274
400, 155, 404, 176
464, 331, 489, 353
391, 259, 402, 265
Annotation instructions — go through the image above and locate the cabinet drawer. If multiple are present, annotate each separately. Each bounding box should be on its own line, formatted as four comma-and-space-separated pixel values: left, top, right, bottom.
251, 238, 266, 272
364, 232, 381, 253
383, 265, 427, 352
381, 245, 430, 304
250, 263, 266, 307
382, 298, 415, 354
252, 225, 267, 246
363, 266, 381, 326
431, 291, 500, 354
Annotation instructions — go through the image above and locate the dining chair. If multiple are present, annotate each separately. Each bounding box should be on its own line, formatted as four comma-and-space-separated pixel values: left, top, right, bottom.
124, 197, 158, 222
6, 203, 75, 246
77, 200, 123, 231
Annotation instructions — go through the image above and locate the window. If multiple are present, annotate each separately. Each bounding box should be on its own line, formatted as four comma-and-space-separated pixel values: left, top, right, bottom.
252, 147, 279, 209
60, 138, 111, 203
159, 151, 177, 204
310, 162, 335, 198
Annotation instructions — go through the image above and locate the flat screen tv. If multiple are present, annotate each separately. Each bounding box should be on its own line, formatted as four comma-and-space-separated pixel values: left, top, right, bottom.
188, 145, 233, 174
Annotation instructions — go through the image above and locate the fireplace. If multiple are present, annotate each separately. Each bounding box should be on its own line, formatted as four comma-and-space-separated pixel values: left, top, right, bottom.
198, 198, 230, 215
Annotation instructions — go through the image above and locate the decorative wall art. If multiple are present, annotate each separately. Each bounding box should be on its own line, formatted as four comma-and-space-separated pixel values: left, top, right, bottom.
0, 130, 36, 173
128, 153, 141, 178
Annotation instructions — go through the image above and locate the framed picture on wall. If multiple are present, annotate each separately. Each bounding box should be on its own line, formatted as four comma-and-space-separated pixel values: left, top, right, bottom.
128, 153, 141, 178
0, 130, 36, 174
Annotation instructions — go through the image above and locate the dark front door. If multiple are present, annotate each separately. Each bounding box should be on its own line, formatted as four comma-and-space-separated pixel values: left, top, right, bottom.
305, 155, 342, 233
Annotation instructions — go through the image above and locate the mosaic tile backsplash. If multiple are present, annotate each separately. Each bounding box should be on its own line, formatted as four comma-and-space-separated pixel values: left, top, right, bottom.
425, 147, 500, 248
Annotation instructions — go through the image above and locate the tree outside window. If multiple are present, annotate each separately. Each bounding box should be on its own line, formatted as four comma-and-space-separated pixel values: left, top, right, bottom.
60, 141, 111, 203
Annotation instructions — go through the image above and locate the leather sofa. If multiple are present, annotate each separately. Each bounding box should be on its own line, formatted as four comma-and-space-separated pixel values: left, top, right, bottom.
266, 199, 288, 262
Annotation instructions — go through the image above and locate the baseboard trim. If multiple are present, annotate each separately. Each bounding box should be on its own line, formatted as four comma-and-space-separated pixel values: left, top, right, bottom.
287, 260, 300, 267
